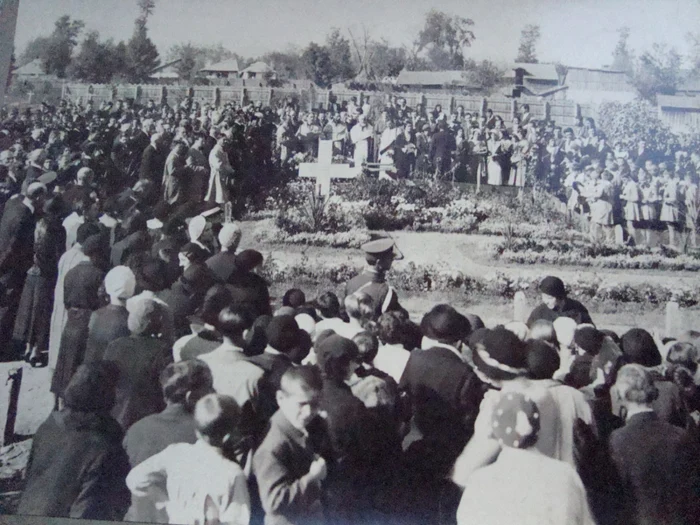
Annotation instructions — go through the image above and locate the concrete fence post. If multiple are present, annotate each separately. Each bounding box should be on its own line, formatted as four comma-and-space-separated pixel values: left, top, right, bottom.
514, 291, 529, 322
665, 301, 681, 339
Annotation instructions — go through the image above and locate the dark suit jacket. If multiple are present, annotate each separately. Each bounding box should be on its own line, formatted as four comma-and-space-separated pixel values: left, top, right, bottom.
226, 270, 272, 320
157, 283, 198, 338
139, 145, 167, 185
321, 379, 377, 524
84, 305, 130, 363
0, 197, 36, 284
122, 403, 197, 467
18, 410, 131, 520
206, 250, 238, 283
609, 411, 700, 525
103, 335, 173, 430
430, 131, 456, 170
253, 410, 325, 525
249, 352, 294, 422
399, 346, 485, 454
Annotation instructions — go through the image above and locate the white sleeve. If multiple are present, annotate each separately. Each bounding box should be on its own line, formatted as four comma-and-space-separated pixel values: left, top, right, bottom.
220, 470, 251, 525
126, 446, 172, 497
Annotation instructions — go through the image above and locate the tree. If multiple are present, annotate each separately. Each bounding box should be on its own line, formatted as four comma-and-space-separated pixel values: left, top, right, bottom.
125, 14, 160, 82
463, 59, 505, 93
68, 31, 125, 83
414, 9, 475, 70
688, 32, 700, 75
261, 49, 305, 80
598, 100, 674, 151
137, 0, 156, 22
631, 43, 682, 102
516, 24, 540, 63
168, 43, 203, 81
611, 27, 635, 73
300, 43, 333, 87
32, 15, 85, 78
367, 39, 406, 79
326, 28, 354, 82
19, 37, 52, 67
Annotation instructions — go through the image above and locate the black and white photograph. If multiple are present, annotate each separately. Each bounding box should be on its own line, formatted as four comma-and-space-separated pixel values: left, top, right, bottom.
1, 0, 700, 524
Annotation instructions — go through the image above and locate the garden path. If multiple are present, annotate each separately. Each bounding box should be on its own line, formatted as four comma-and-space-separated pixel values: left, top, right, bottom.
242, 220, 698, 289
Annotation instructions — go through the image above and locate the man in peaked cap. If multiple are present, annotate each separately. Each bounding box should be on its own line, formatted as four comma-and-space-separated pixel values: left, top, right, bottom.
344, 237, 404, 320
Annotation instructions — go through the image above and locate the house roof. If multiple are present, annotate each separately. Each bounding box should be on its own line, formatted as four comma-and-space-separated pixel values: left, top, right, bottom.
149, 59, 181, 79
200, 58, 240, 73
242, 61, 274, 74
13, 59, 46, 76
562, 66, 634, 91
508, 63, 559, 81
396, 70, 474, 86
657, 94, 700, 110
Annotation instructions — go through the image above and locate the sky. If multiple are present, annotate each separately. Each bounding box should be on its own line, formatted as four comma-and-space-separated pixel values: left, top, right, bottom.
12, 0, 700, 69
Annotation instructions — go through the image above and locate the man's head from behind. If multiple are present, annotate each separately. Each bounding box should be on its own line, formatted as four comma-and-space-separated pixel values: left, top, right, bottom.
613, 364, 659, 408
277, 366, 323, 431
194, 394, 241, 448
160, 360, 215, 411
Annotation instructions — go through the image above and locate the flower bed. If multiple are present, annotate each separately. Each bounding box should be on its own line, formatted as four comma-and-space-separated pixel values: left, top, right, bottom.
492, 238, 700, 272
258, 256, 700, 307
249, 177, 575, 243
254, 228, 372, 249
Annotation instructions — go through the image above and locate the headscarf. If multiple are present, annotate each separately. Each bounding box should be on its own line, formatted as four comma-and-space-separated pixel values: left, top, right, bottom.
104, 266, 136, 300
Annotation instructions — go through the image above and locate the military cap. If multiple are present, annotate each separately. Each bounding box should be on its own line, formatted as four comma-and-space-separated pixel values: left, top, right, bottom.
361, 238, 402, 259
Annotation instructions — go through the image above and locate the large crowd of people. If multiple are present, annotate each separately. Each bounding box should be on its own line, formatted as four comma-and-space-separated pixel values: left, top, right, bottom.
1, 95, 700, 525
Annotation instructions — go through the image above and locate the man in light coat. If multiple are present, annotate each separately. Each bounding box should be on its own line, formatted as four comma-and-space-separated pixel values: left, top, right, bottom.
205, 133, 234, 205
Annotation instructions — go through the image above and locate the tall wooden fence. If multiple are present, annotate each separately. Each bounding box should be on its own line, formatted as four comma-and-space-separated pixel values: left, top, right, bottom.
51, 82, 598, 126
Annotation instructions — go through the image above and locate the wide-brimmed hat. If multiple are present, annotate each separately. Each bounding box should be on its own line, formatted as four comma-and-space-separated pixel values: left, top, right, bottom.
420, 304, 471, 343
471, 326, 528, 381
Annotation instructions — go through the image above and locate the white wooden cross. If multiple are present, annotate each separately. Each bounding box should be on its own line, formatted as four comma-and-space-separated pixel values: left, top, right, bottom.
298, 139, 360, 197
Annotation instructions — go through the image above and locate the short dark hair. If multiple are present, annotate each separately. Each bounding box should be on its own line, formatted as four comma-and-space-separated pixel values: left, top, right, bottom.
198, 284, 233, 326
217, 305, 253, 339
353, 331, 379, 363
316, 291, 341, 319
282, 288, 306, 308
160, 360, 214, 407
377, 312, 404, 345
194, 394, 241, 448
280, 365, 323, 395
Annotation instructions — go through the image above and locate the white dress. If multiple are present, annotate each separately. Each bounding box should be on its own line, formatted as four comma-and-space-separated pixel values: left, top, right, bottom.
350, 123, 373, 167
660, 178, 680, 223
487, 139, 503, 186
621, 180, 642, 222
